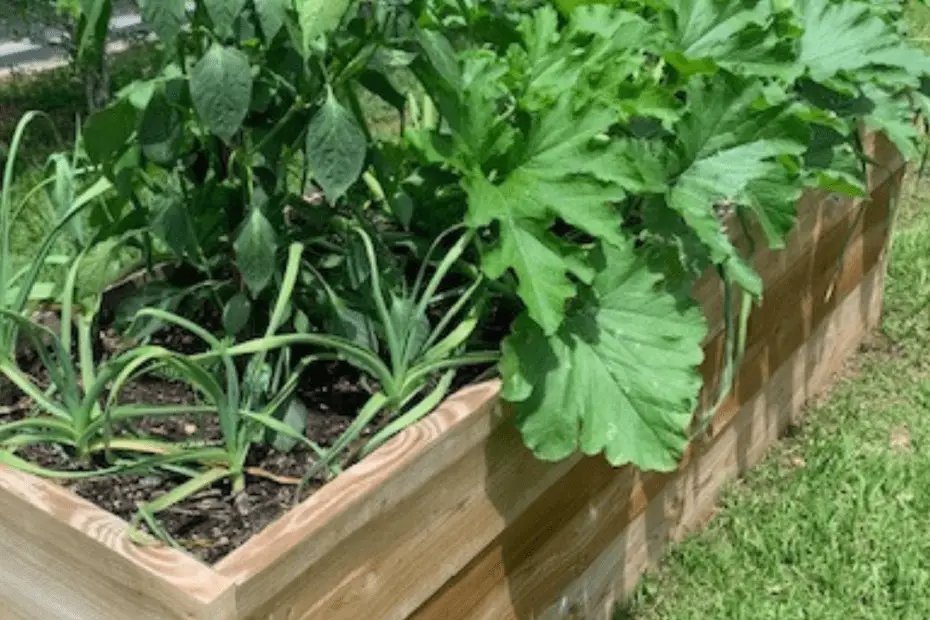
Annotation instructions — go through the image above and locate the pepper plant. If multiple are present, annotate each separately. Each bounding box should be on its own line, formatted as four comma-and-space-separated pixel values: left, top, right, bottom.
75, 0, 415, 327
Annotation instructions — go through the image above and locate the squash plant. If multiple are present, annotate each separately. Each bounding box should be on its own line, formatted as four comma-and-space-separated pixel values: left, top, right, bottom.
396, 0, 930, 470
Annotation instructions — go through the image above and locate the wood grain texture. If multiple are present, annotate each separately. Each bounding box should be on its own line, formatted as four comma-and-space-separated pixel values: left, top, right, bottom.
699, 172, 897, 420
537, 262, 886, 620
0, 465, 236, 620
695, 129, 902, 339
223, 386, 582, 620
216, 381, 583, 620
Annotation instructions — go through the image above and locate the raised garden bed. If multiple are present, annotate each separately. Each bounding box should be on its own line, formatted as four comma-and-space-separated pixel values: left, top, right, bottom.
0, 131, 905, 620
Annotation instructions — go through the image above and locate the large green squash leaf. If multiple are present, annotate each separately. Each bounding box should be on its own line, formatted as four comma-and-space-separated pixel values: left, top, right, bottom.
665, 0, 767, 61
501, 240, 707, 471
459, 6, 671, 336
738, 169, 802, 250
520, 5, 659, 108
667, 76, 808, 293
190, 44, 253, 142
861, 83, 920, 161
464, 99, 627, 336
661, 0, 795, 79
798, 0, 930, 82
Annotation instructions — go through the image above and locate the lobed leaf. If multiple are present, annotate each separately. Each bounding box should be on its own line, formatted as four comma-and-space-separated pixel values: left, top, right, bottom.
501, 240, 707, 471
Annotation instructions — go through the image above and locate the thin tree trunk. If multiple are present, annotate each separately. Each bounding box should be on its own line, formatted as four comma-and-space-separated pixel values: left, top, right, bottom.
83, 56, 111, 113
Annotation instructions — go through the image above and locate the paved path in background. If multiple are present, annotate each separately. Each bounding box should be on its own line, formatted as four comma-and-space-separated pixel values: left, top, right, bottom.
0, 2, 144, 70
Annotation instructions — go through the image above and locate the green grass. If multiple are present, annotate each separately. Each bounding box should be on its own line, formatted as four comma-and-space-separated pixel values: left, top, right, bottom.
1, 44, 162, 285
615, 173, 930, 620
0, 43, 161, 166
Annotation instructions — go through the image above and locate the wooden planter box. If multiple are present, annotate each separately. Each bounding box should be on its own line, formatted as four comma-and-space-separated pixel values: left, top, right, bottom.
0, 133, 905, 620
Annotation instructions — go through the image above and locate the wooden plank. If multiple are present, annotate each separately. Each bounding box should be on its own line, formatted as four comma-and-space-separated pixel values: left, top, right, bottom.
536, 261, 886, 620
224, 389, 581, 620
407, 195, 890, 620
698, 173, 896, 417
217, 381, 581, 620
0, 466, 236, 620
705, 215, 889, 436
695, 130, 903, 337
697, 175, 900, 341
863, 130, 906, 190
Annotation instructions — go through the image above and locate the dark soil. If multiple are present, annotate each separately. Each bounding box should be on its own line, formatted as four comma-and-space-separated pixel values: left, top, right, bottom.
0, 344, 406, 564
0, 271, 502, 564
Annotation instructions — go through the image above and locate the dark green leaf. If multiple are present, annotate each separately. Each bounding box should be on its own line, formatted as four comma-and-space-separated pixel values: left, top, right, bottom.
305, 89, 368, 203
234, 209, 278, 297
390, 191, 415, 229
119, 79, 157, 110
414, 28, 461, 89
222, 293, 252, 335
358, 69, 407, 113
203, 0, 247, 35
138, 0, 187, 45
738, 170, 802, 250
298, 0, 350, 52
190, 44, 253, 142
324, 306, 378, 351
501, 240, 707, 471
798, 0, 930, 82
151, 191, 199, 260
390, 296, 430, 362
270, 397, 309, 452
139, 89, 182, 166
116, 281, 189, 340
76, 0, 112, 63
254, 0, 288, 40
83, 100, 138, 166
667, 77, 807, 294
861, 83, 920, 160
464, 98, 627, 335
